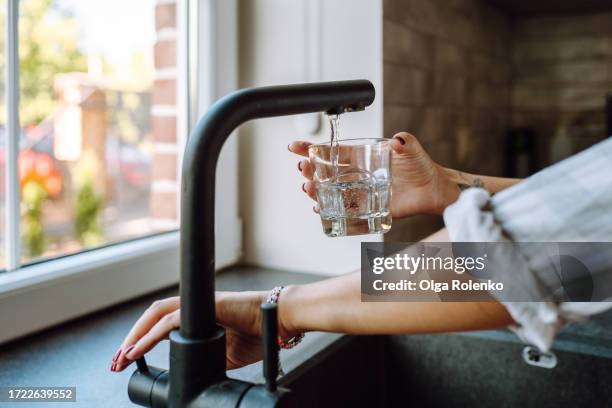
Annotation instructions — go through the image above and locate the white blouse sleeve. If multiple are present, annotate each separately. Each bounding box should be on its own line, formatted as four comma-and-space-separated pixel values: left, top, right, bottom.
443, 138, 612, 351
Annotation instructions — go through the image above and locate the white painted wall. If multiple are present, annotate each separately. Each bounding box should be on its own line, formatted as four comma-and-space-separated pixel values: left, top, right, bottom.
238, 0, 383, 275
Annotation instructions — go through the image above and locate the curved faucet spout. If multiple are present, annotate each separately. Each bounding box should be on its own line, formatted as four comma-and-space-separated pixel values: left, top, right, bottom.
180, 79, 375, 339
125, 80, 376, 408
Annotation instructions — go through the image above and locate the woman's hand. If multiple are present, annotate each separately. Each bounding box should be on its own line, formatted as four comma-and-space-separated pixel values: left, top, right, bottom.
111, 291, 288, 372
289, 132, 461, 218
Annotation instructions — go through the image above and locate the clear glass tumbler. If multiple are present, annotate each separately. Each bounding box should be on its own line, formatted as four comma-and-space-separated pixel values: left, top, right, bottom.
309, 138, 392, 237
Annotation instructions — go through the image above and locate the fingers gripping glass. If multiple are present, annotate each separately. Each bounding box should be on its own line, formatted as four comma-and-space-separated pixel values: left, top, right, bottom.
308, 138, 392, 237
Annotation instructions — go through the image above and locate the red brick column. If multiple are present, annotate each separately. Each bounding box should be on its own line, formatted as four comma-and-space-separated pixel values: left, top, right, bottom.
150, 0, 179, 227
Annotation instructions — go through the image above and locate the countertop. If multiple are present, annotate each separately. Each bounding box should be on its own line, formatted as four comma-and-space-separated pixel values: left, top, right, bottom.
0, 266, 335, 408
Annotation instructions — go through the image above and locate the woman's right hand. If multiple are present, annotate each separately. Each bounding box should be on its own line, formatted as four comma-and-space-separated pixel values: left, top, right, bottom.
289, 132, 462, 218
110, 291, 295, 372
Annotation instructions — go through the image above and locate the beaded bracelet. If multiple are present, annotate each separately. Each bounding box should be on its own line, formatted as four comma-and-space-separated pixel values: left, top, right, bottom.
265, 286, 305, 349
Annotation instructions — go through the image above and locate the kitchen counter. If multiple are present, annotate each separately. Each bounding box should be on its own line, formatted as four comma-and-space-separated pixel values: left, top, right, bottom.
0, 266, 338, 408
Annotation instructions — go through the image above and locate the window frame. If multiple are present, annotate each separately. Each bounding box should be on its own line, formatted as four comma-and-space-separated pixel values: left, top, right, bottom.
0, 0, 240, 344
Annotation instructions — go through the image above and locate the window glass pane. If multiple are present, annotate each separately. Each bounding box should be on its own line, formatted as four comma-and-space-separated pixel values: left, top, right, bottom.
0, 0, 5, 269
18, 0, 180, 263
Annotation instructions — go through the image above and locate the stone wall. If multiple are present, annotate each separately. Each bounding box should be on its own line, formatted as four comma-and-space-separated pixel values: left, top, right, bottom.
511, 11, 612, 166
382, 0, 512, 241
382, 1, 612, 241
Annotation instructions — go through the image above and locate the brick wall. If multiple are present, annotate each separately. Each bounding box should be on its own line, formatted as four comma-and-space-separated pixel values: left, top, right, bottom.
150, 0, 179, 227
382, 0, 512, 241
510, 11, 612, 165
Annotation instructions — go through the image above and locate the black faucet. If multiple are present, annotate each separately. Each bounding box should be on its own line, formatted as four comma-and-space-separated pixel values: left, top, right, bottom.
126, 80, 375, 407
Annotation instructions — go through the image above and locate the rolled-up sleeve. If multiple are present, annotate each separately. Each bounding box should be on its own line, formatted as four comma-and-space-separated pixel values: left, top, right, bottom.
443, 138, 612, 351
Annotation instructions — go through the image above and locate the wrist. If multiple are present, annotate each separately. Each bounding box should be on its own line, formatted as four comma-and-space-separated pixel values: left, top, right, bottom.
276, 284, 304, 339
434, 165, 464, 214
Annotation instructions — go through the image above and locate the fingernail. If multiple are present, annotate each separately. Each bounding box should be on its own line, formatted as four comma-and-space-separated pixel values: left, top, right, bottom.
112, 348, 121, 363
110, 362, 116, 372
302, 183, 307, 193
124, 344, 136, 360
117, 360, 134, 372
393, 136, 405, 145
287, 144, 292, 152
298, 161, 302, 171
313, 205, 319, 214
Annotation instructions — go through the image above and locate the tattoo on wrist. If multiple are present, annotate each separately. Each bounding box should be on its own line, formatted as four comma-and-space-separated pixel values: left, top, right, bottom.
456, 171, 484, 191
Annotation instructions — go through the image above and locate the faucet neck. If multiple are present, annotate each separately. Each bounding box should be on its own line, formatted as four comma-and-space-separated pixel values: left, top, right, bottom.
179, 79, 375, 340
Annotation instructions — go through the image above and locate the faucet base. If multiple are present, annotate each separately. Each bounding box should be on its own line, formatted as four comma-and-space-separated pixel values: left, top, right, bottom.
168, 327, 227, 407
239, 385, 295, 407
190, 379, 252, 408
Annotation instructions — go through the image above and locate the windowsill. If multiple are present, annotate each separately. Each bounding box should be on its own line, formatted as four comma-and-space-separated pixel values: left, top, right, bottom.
0, 232, 181, 344
0, 232, 178, 293
0, 266, 342, 407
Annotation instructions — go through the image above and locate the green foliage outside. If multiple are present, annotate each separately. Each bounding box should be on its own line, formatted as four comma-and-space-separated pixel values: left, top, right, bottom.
72, 151, 104, 247
19, 0, 87, 126
74, 178, 103, 247
22, 180, 47, 257
0, 0, 87, 125
8, 0, 93, 257
1, 0, 154, 260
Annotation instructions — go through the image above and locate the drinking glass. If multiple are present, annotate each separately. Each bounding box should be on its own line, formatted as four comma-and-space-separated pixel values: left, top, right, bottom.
308, 138, 392, 237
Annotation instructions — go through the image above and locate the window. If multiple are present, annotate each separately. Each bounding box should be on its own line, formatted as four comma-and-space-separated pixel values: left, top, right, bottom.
0, 0, 240, 345
8, 0, 181, 265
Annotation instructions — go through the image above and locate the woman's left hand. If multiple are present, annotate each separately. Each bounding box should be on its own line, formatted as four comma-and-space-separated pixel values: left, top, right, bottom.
290, 132, 461, 218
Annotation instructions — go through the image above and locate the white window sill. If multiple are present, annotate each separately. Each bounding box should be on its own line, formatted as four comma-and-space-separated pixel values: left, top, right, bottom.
0, 232, 180, 345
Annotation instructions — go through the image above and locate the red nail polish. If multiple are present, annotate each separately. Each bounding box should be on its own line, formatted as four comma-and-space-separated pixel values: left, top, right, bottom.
394, 136, 405, 145
124, 344, 136, 360
110, 362, 116, 372
112, 348, 121, 363
298, 161, 302, 171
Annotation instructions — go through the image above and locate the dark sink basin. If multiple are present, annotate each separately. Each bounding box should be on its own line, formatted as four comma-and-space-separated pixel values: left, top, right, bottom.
266, 309, 612, 407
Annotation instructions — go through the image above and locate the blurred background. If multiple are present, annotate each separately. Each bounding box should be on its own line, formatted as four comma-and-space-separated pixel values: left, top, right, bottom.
0, 0, 610, 274
0, 0, 179, 266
